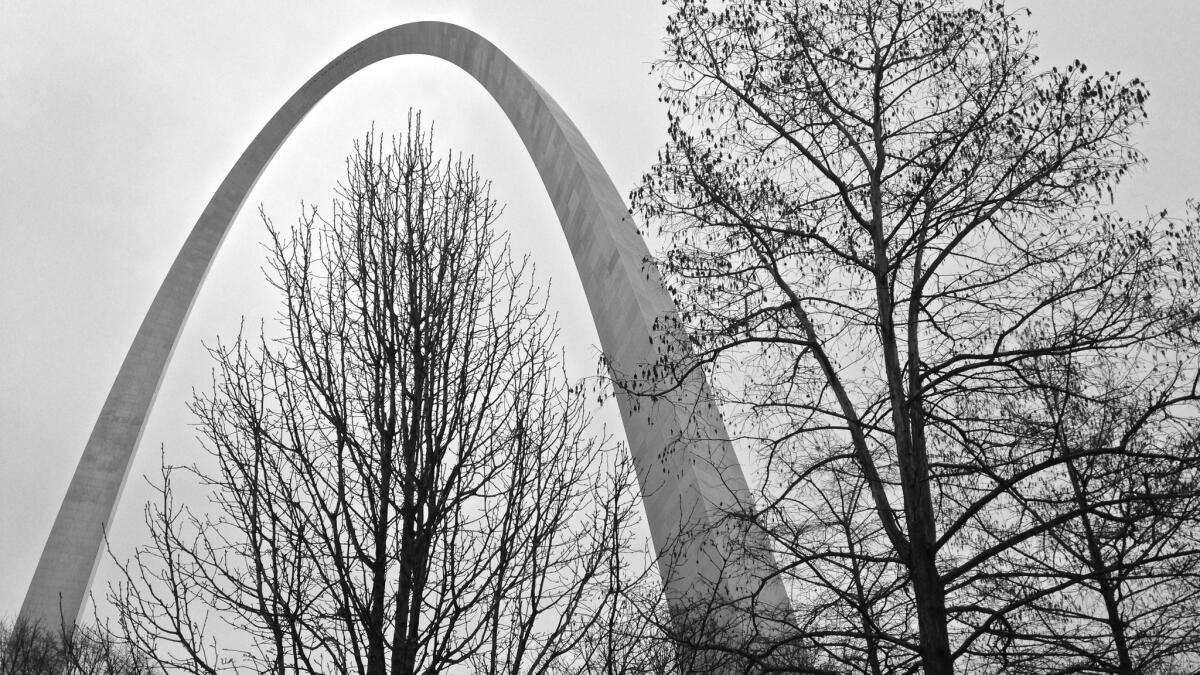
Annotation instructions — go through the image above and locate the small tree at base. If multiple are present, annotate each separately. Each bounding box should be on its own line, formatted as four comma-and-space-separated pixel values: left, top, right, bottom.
0, 618, 157, 675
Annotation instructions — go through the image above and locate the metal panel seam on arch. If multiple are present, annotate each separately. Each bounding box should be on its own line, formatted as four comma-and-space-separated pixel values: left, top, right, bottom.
21, 21, 793, 636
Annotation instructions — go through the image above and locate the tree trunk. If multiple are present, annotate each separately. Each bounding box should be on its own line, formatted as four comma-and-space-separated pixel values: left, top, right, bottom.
908, 529, 952, 674
1067, 462, 1134, 674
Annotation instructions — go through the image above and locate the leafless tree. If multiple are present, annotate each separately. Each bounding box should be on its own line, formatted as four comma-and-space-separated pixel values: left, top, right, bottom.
109, 118, 651, 675
633, 0, 1200, 672
1, 618, 157, 675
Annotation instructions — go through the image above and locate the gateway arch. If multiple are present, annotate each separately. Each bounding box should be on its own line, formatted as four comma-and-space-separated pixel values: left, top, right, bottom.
22, 22, 791, 638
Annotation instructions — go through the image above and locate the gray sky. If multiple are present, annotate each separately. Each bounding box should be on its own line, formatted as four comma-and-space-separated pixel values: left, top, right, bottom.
2, 1, 1198, 620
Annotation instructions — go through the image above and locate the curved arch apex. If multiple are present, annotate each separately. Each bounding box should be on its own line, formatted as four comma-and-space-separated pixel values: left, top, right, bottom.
21, 21, 791, 639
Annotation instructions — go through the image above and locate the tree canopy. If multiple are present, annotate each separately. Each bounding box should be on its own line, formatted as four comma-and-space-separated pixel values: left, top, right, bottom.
110, 120, 650, 675
635, 1, 1200, 672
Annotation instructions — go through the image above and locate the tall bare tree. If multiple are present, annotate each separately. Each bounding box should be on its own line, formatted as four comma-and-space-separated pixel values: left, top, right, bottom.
110, 119, 649, 675
634, 0, 1200, 672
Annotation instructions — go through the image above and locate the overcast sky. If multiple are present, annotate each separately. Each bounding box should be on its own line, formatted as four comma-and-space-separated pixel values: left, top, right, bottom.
2, 1, 1199, 621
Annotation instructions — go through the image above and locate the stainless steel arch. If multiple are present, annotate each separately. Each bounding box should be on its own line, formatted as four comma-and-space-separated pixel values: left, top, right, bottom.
22, 22, 791, 637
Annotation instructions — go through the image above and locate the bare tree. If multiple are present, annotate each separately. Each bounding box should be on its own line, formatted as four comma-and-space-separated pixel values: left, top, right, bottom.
633, 0, 1200, 672
954, 352, 1200, 672
109, 118, 649, 674
1, 618, 157, 675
